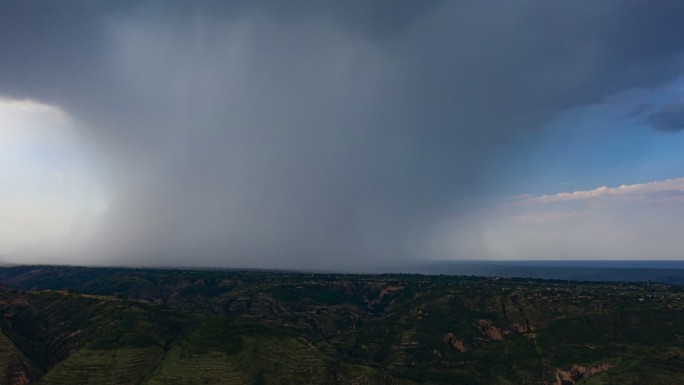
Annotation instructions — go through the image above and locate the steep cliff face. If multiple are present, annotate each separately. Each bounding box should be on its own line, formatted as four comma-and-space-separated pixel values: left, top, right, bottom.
476, 319, 503, 341
443, 333, 466, 352
364, 285, 404, 310
552, 363, 612, 385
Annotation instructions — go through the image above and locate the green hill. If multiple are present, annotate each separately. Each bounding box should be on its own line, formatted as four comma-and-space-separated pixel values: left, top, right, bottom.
0, 266, 684, 384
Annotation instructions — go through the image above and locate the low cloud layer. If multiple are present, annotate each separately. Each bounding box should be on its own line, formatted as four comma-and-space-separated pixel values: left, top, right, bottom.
2, 1, 684, 267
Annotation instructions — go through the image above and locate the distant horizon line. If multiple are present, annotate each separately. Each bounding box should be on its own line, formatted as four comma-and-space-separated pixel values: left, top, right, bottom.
4, 258, 684, 271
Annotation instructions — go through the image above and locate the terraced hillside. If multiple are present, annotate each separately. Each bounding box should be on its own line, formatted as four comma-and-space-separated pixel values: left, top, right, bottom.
1, 266, 684, 384
35, 348, 163, 385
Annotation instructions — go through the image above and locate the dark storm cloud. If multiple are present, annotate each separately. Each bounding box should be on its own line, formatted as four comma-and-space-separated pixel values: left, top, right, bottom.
2, 1, 684, 267
646, 102, 684, 133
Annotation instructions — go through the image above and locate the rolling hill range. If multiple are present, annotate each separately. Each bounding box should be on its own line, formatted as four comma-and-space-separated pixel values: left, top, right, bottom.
0, 265, 683, 384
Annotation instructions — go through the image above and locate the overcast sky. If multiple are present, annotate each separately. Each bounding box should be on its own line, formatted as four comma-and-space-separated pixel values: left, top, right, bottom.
2, 1, 684, 268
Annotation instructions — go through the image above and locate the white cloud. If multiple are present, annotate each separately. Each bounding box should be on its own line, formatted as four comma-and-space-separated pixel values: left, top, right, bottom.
5, 98, 69, 119
0, 98, 71, 132
442, 176, 684, 260
520, 177, 684, 205
0, 97, 108, 261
